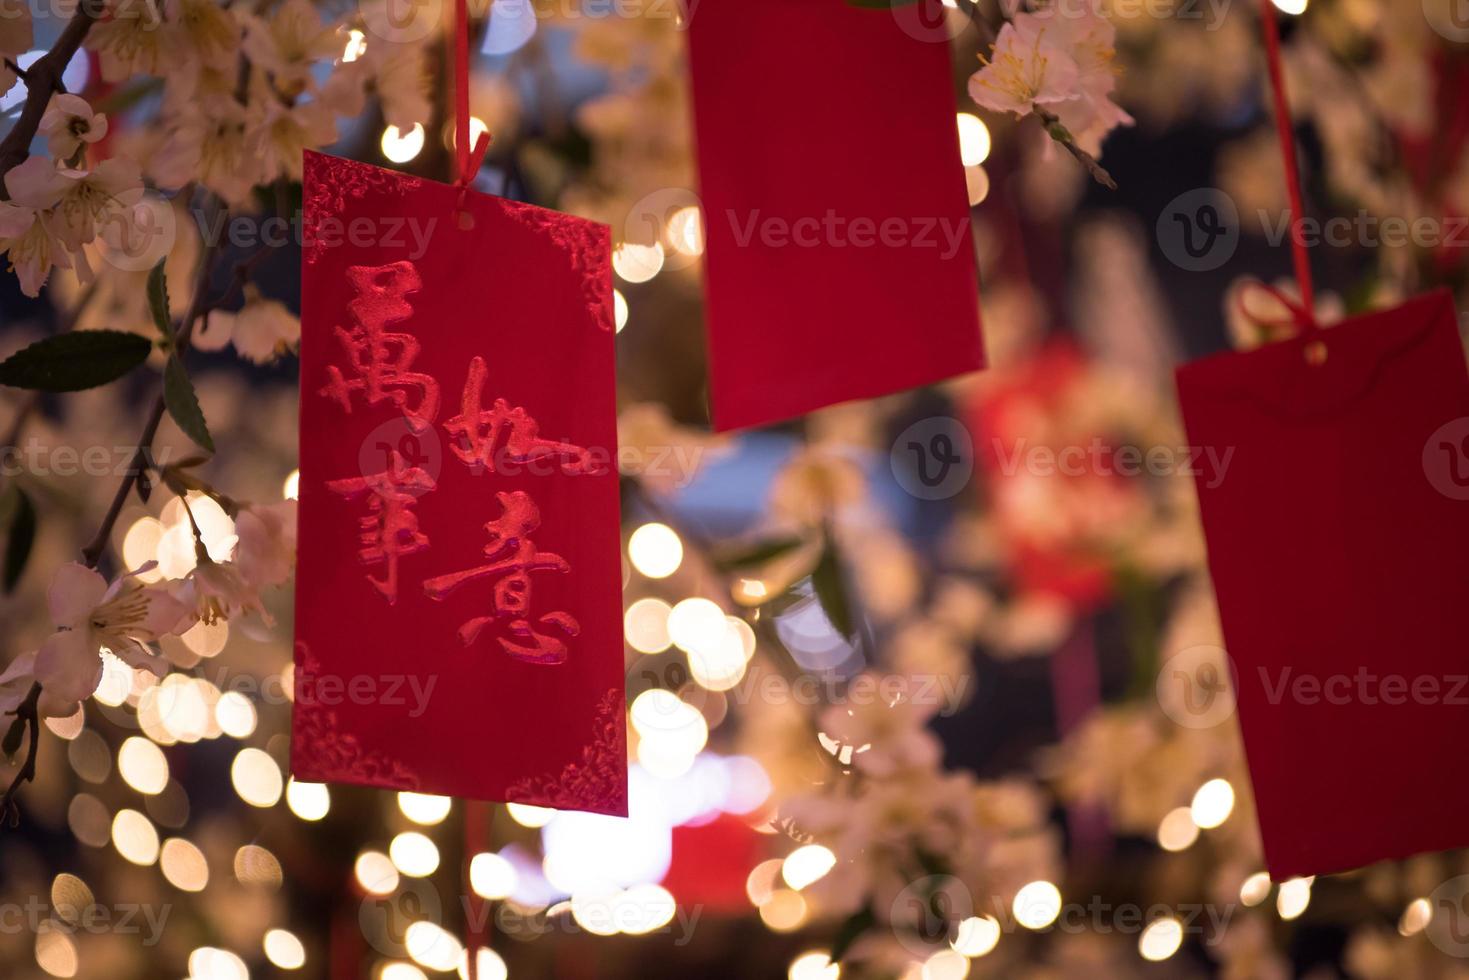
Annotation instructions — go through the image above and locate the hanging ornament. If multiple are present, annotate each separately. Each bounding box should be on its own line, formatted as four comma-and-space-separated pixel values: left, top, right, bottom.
291, 0, 625, 818
685, 0, 984, 431
1174, 1, 1469, 878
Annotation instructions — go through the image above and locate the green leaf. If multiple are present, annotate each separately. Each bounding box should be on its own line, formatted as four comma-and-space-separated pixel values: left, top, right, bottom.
829, 906, 876, 963
811, 538, 855, 640
3, 487, 36, 594
0, 331, 153, 392
711, 535, 807, 572
146, 259, 171, 340
163, 355, 214, 454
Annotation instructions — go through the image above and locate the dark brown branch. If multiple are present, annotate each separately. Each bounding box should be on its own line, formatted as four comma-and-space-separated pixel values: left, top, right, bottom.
0, 8, 100, 197
1, 683, 42, 828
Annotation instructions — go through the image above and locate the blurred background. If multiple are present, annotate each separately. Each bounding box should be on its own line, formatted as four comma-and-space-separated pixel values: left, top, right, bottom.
2, 0, 1469, 977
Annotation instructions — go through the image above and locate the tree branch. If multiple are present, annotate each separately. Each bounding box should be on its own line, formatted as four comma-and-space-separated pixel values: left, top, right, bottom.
0, 7, 100, 197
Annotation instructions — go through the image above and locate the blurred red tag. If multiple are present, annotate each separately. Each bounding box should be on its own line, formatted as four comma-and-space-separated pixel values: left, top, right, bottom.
686, 0, 983, 431
292, 151, 627, 816
1176, 290, 1469, 876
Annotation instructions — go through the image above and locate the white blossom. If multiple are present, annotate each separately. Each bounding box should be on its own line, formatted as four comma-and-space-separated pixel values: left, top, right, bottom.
40, 94, 110, 163
34, 563, 192, 717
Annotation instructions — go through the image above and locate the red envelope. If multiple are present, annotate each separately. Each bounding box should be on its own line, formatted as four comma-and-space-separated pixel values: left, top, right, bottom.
292, 151, 627, 816
686, 0, 983, 431
1175, 290, 1469, 877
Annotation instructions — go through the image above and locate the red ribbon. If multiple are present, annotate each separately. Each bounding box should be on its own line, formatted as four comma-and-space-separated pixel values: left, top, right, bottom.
455, 0, 492, 190
1258, 0, 1316, 331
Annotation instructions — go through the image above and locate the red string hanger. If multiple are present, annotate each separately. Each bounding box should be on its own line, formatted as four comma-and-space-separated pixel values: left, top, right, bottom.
1257, 0, 1316, 331
454, 0, 492, 190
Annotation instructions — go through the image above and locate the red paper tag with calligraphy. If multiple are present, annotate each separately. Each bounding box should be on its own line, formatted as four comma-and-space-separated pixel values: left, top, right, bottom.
292, 151, 627, 816
686, 0, 984, 431
1175, 290, 1469, 877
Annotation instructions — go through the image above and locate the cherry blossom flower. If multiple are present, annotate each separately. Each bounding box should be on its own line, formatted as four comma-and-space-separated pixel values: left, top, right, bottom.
233, 500, 298, 589
968, 15, 1079, 117
240, 0, 342, 96
86, 0, 169, 83
49, 158, 144, 254
198, 286, 301, 363
165, 0, 239, 66
968, 9, 1131, 155
151, 96, 257, 206
0, 156, 74, 296
1039, 8, 1133, 155
40, 94, 110, 163
245, 100, 337, 184
183, 555, 273, 627
34, 563, 192, 717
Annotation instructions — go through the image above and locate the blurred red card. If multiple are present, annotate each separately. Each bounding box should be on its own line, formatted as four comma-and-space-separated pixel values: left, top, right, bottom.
1176, 290, 1469, 877
292, 151, 627, 816
686, 0, 983, 431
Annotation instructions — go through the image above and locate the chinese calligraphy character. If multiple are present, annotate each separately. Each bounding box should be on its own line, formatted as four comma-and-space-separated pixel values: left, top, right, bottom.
321, 261, 440, 429
422, 490, 579, 664
327, 450, 436, 603
444, 356, 597, 475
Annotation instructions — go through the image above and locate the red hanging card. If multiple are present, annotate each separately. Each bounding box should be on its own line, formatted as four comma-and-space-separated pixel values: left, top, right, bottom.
292, 151, 627, 816
1176, 290, 1469, 877
686, 0, 983, 432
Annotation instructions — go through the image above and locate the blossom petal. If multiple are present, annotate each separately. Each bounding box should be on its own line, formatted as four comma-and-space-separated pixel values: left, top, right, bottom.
48, 562, 109, 628
34, 629, 103, 704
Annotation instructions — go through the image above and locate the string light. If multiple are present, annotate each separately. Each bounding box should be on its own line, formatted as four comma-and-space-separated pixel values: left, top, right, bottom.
956, 113, 991, 166
264, 930, 307, 970
628, 523, 684, 579
382, 124, 426, 164
1138, 917, 1183, 961
781, 845, 836, 890
397, 792, 452, 826
951, 915, 1000, 957
1190, 778, 1235, 829
390, 832, 440, 877
1277, 877, 1313, 920
286, 780, 331, 821
1012, 881, 1061, 930
789, 951, 840, 980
